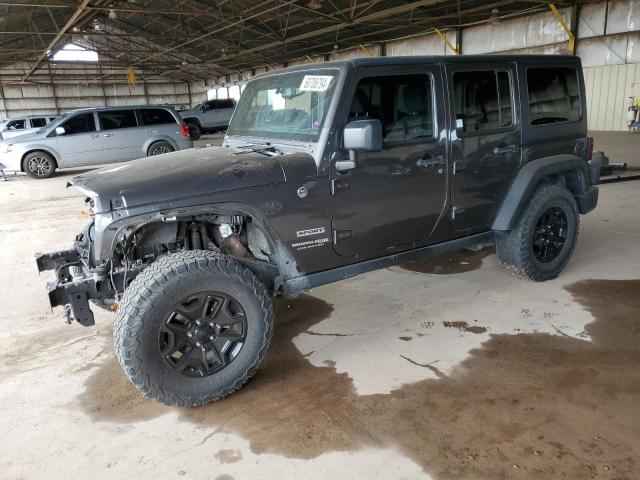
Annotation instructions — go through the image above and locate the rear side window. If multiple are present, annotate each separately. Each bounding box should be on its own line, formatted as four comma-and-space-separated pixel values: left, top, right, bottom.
453, 70, 513, 133
30, 117, 47, 128
99, 109, 138, 130
141, 108, 176, 126
527, 67, 580, 125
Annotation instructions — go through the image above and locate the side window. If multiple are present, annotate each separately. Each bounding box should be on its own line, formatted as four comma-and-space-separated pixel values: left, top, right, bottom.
61, 113, 96, 134
141, 108, 176, 126
453, 70, 513, 133
7, 119, 26, 130
98, 109, 138, 130
203, 101, 216, 111
30, 117, 47, 128
527, 67, 580, 125
218, 99, 235, 109
349, 74, 435, 143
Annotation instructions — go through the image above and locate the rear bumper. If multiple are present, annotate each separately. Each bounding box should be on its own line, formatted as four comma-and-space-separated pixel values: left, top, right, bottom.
576, 186, 599, 214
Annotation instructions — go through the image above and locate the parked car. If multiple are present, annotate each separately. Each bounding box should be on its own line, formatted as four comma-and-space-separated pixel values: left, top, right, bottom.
0, 114, 58, 140
37, 55, 601, 407
0, 105, 192, 178
179, 99, 236, 139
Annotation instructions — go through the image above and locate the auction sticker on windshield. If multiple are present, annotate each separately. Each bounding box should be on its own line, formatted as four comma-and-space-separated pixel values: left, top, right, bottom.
299, 75, 333, 92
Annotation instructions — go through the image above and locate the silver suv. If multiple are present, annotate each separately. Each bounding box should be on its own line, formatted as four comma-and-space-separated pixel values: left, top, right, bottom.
0, 115, 58, 140
0, 105, 193, 179
179, 99, 236, 139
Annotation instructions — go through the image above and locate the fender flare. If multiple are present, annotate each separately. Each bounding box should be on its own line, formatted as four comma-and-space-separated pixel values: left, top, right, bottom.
492, 155, 592, 231
99, 201, 297, 292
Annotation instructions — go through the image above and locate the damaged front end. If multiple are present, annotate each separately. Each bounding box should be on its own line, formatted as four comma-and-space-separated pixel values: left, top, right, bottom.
35, 221, 142, 326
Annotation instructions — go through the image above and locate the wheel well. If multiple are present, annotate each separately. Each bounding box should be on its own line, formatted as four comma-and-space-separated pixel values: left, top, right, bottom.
183, 118, 201, 126
147, 140, 174, 155
21, 149, 58, 172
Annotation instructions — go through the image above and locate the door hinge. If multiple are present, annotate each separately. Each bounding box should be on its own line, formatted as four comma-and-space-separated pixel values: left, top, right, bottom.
333, 229, 352, 243
450, 205, 466, 220
331, 178, 351, 195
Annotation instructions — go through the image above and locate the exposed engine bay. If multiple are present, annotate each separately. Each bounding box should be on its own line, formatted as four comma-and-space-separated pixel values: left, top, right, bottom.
36, 201, 280, 326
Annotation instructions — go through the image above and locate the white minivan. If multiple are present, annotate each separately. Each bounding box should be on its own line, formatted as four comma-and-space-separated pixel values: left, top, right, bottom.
0, 115, 58, 140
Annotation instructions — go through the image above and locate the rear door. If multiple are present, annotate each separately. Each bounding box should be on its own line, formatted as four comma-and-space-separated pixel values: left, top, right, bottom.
446, 64, 521, 232
98, 109, 143, 162
330, 65, 448, 258
55, 112, 104, 166
215, 99, 236, 127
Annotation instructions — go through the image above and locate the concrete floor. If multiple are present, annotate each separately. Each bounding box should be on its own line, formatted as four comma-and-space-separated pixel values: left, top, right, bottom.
1, 139, 639, 479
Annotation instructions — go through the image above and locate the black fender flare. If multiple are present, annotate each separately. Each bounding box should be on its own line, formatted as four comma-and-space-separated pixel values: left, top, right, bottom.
492, 155, 596, 231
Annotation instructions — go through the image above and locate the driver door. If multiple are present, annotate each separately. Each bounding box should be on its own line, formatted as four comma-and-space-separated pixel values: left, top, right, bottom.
330, 66, 448, 258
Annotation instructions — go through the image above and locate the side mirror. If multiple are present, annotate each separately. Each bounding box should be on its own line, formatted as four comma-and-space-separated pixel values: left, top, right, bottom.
337, 119, 382, 171
55, 126, 66, 136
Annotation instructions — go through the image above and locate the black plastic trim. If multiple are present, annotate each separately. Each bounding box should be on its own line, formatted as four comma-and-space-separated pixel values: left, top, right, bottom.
492, 155, 594, 231
283, 231, 494, 293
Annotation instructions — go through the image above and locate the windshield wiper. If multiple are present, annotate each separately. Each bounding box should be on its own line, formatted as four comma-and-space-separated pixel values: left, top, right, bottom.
238, 142, 282, 157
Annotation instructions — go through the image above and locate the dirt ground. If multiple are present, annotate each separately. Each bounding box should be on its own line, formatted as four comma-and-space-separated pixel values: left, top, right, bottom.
1, 140, 639, 479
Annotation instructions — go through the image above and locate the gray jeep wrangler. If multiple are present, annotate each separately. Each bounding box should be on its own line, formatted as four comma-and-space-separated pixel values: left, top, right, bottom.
37, 56, 600, 407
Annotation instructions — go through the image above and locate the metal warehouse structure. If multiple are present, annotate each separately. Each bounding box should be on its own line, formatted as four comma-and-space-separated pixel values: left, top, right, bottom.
1, 0, 639, 130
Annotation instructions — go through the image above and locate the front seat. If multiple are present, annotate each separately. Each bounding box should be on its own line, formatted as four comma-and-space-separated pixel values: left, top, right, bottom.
348, 89, 371, 121
387, 83, 432, 141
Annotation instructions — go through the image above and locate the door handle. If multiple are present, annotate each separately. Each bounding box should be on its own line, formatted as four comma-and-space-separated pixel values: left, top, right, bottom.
416, 155, 446, 168
90, 134, 100, 139
102, 133, 114, 138
493, 145, 517, 155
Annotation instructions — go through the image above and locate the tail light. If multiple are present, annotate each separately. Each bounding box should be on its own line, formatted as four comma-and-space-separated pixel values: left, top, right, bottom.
587, 136, 594, 159
180, 122, 190, 138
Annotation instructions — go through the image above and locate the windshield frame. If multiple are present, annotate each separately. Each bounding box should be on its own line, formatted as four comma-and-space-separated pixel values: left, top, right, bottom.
227, 67, 342, 143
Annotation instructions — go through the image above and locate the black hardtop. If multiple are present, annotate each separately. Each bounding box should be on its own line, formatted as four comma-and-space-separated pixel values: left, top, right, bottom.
252, 54, 582, 79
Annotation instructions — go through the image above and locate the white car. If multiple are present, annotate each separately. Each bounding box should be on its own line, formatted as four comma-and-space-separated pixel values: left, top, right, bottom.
0, 115, 58, 140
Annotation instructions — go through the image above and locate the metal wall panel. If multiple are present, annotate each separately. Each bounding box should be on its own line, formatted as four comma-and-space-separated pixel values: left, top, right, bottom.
386, 31, 457, 56
583, 63, 640, 131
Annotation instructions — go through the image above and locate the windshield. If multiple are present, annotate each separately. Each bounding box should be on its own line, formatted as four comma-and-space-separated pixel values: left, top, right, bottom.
227, 69, 339, 142
37, 112, 68, 134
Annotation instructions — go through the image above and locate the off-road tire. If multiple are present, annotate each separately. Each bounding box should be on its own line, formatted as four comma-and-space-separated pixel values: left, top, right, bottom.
187, 122, 201, 140
113, 250, 274, 407
147, 141, 174, 156
23, 151, 56, 179
496, 183, 579, 281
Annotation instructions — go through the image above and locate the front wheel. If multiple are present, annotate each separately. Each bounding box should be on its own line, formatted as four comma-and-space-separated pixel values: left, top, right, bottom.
113, 251, 274, 407
496, 183, 579, 281
23, 151, 56, 179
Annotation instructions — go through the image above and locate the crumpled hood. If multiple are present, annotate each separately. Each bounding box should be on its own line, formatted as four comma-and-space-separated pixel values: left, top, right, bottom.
70, 146, 286, 213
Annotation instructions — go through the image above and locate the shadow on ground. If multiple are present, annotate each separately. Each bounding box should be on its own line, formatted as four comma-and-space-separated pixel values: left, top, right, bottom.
76, 280, 640, 479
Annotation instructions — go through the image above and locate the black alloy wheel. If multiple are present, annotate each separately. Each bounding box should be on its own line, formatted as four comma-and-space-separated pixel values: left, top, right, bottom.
532, 207, 568, 263
159, 291, 248, 378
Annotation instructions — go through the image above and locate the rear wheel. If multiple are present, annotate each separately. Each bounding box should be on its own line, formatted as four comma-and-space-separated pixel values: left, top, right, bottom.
23, 151, 56, 179
113, 250, 274, 407
187, 123, 201, 140
148, 141, 174, 156
496, 183, 579, 281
